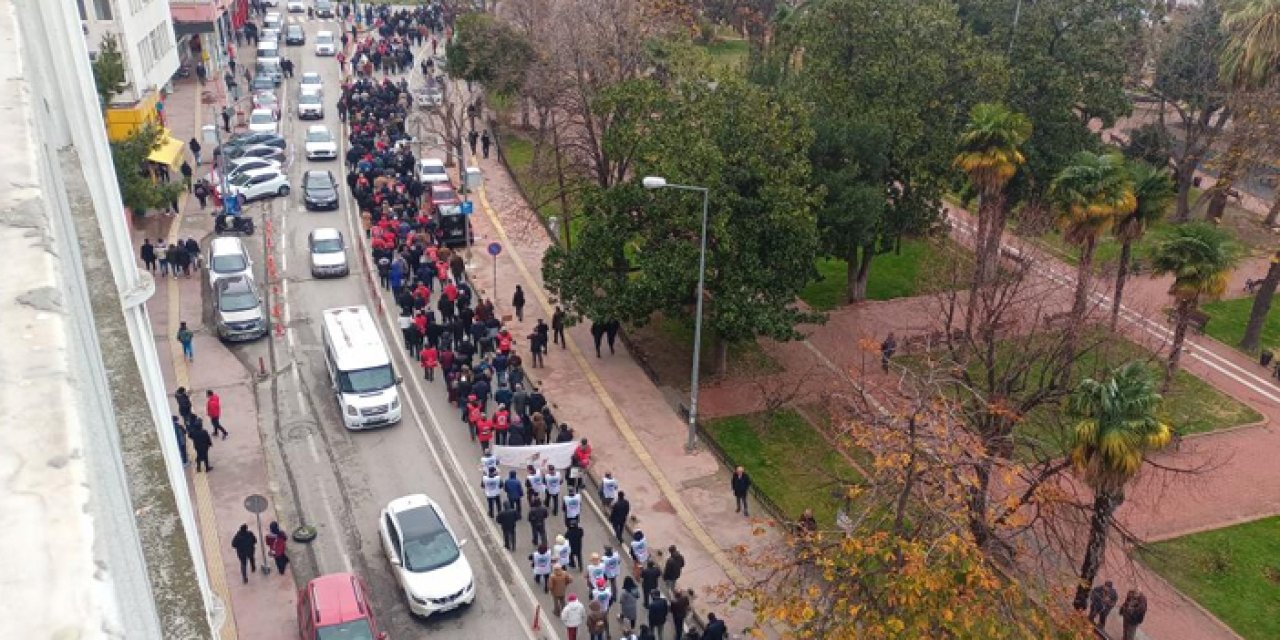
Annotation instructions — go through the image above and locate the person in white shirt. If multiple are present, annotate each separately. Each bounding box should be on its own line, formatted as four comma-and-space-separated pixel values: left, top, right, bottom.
525, 464, 546, 508
629, 530, 649, 567
553, 534, 572, 568
530, 543, 553, 592
602, 546, 621, 600
482, 468, 503, 518
544, 464, 563, 515
559, 592, 586, 637
563, 487, 582, 528
480, 452, 498, 475
600, 472, 619, 506
591, 577, 613, 611
586, 552, 606, 586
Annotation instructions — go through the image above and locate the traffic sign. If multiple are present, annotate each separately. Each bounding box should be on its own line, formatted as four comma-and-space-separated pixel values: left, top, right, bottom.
487, 242, 502, 257
461, 200, 474, 216
244, 494, 268, 513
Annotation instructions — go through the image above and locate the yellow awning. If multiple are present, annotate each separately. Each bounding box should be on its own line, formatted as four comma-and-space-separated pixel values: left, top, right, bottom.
148, 133, 185, 169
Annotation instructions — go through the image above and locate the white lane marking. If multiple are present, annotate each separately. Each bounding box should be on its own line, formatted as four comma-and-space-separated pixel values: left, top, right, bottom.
287, 327, 297, 349
306, 431, 321, 463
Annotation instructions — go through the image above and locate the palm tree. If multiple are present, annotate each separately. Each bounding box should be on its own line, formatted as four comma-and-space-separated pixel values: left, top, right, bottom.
1240, 247, 1280, 352
953, 102, 1032, 331
1110, 162, 1175, 330
1049, 152, 1136, 341
1148, 223, 1240, 390
1066, 362, 1173, 611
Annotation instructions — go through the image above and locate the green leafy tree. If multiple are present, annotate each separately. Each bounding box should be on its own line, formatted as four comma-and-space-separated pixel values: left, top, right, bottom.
447, 13, 535, 99
1049, 151, 1135, 343
110, 123, 185, 215
1110, 161, 1175, 330
1148, 223, 1240, 389
543, 76, 820, 373
1066, 362, 1172, 611
765, 0, 1004, 303
92, 34, 127, 109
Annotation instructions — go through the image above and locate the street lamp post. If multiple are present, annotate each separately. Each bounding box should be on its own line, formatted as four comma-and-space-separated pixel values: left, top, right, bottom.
643, 176, 709, 453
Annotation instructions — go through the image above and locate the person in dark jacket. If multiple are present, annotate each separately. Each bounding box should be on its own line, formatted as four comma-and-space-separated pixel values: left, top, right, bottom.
174, 386, 194, 421
504, 470, 525, 515
662, 546, 685, 595
647, 591, 670, 640
640, 560, 661, 607
140, 239, 157, 272
528, 497, 549, 547
564, 521, 585, 569
231, 524, 257, 582
590, 321, 606, 357
700, 613, 727, 640
604, 319, 621, 354
552, 306, 567, 348
265, 521, 290, 575
669, 589, 691, 640
495, 501, 521, 551
731, 466, 751, 516
184, 237, 202, 270
190, 424, 214, 472
608, 491, 631, 543
512, 285, 526, 322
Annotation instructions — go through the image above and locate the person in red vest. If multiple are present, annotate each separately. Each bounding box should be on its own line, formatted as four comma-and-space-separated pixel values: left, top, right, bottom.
419, 344, 438, 382
571, 439, 592, 490
494, 404, 511, 445
207, 390, 228, 439
476, 413, 494, 453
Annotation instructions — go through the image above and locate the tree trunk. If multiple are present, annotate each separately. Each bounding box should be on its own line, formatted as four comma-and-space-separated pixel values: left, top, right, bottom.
1063, 236, 1098, 377
847, 245, 872, 303
967, 459, 993, 550
1164, 299, 1193, 392
1266, 190, 1280, 227
1240, 252, 1280, 352
713, 338, 729, 377
1073, 490, 1121, 610
1111, 240, 1134, 331
1204, 135, 1246, 223
1173, 164, 1195, 222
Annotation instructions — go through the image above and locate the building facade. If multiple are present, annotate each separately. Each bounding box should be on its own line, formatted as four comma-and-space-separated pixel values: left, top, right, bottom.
78, 0, 180, 105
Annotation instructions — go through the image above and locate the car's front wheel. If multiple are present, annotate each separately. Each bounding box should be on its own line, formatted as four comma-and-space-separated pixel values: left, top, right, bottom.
278, 186, 290, 197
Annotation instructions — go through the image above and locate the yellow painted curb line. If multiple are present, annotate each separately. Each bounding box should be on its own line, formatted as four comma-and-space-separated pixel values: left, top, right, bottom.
471, 158, 749, 587
166, 89, 240, 640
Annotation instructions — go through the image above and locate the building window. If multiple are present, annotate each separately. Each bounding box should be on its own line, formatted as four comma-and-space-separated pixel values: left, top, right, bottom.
76, 0, 87, 21
137, 24, 172, 74
92, 0, 112, 20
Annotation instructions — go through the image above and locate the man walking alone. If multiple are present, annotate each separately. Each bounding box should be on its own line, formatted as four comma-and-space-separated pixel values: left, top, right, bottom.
231, 524, 258, 583
731, 466, 751, 516
206, 389, 228, 439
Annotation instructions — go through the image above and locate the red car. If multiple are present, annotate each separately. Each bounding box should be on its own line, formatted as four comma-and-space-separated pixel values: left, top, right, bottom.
428, 183, 461, 214
297, 573, 387, 640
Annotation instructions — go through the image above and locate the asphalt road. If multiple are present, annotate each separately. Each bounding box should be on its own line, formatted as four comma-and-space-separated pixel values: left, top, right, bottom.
217, 12, 622, 640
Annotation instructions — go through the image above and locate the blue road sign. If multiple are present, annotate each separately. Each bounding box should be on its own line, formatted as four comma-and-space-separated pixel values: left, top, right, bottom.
461, 200, 474, 216
487, 242, 502, 257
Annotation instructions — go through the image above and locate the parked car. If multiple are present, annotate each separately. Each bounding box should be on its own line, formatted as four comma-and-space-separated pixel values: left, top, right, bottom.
225, 167, 290, 202
314, 31, 337, 56
416, 158, 450, 185
304, 125, 337, 160
309, 227, 349, 278
263, 12, 282, 29
247, 108, 279, 134
220, 132, 285, 156
297, 573, 387, 640
286, 0, 305, 13
285, 24, 305, 45
225, 144, 286, 165
251, 74, 276, 93
210, 157, 283, 184
207, 236, 254, 288
300, 72, 323, 96
302, 170, 340, 211
379, 494, 475, 618
252, 91, 281, 119
297, 90, 324, 120
255, 58, 284, 85
213, 276, 267, 342
428, 183, 461, 213
315, 0, 335, 18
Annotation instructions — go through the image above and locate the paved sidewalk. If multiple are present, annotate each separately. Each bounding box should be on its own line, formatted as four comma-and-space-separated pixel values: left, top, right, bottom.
455, 139, 776, 633
130, 74, 295, 640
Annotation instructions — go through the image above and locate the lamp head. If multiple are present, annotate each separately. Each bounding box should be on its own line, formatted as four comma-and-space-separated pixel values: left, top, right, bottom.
641, 176, 667, 189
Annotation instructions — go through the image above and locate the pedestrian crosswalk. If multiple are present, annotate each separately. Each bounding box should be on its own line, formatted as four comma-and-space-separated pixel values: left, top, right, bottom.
285, 15, 342, 26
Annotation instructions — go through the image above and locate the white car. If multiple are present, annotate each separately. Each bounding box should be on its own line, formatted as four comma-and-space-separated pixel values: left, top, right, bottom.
286, 0, 305, 12
300, 72, 324, 96
263, 12, 282, 30
261, 27, 281, 44
416, 158, 450, 185
213, 157, 283, 184
309, 227, 349, 277
207, 237, 254, 288
297, 90, 324, 119
226, 167, 290, 202
379, 495, 475, 618
315, 31, 337, 56
247, 108, 279, 134
304, 125, 338, 160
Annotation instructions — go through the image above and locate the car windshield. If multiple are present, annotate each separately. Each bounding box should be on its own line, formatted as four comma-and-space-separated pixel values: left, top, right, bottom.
219, 285, 258, 312
434, 188, 457, 201
316, 620, 374, 640
210, 253, 247, 273
317, 34, 334, 44
303, 74, 321, 84
313, 238, 343, 253
229, 172, 254, 186
255, 93, 277, 105
398, 506, 460, 573
338, 365, 394, 394
250, 112, 274, 124
306, 173, 333, 188
300, 93, 321, 105
422, 164, 445, 176
306, 129, 331, 142
288, 26, 301, 35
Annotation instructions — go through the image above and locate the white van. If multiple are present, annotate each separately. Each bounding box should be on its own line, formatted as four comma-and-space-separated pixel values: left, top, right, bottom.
321, 306, 402, 430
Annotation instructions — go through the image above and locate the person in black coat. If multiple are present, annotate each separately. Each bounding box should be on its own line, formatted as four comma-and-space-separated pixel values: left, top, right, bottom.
564, 522, 585, 569
190, 425, 214, 472
731, 466, 751, 516
590, 321, 606, 357
140, 239, 157, 272
609, 491, 631, 543
528, 498, 549, 546
647, 591, 670, 636
175, 386, 194, 421
231, 524, 258, 582
700, 613, 727, 640
512, 285, 526, 322
495, 501, 521, 551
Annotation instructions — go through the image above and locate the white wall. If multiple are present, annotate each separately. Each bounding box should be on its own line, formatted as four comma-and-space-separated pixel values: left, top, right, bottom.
82, 0, 179, 103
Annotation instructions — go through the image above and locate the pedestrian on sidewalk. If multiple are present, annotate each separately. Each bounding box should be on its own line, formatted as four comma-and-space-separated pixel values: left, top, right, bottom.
647, 591, 669, 640
662, 546, 684, 595
265, 521, 290, 575
481, 130, 491, 159
550, 563, 573, 615
731, 466, 751, 516
701, 613, 727, 640
176, 321, 195, 362
619, 576, 640, 630
195, 62, 207, 84
561, 593, 586, 640
207, 390, 228, 439
608, 492, 630, 543
880, 332, 897, 373
140, 238, 157, 272
185, 237, 202, 271
193, 181, 209, 209
1088, 580, 1118, 629
529, 329, 547, 368
231, 524, 258, 583
156, 240, 169, 277
530, 542, 553, 591
605, 319, 620, 354
590, 321, 606, 357
496, 500, 521, 551
180, 160, 194, 191
640, 559, 660, 607
190, 423, 213, 472
669, 589, 690, 639
1119, 590, 1147, 640
553, 306, 567, 348
468, 129, 479, 155
172, 415, 188, 466
565, 521, 585, 569
512, 285, 526, 322
188, 138, 202, 166
175, 386, 194, 421
222, 105, 234, 133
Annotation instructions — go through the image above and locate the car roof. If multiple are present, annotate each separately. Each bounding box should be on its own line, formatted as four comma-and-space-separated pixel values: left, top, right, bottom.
217, 275, 256, 293
387, 495, 447, 535
419, 158, 445, 167
242, 166, 283, 178
287, 24, 302, 31
431, 184, 456, 193
308, 124, 330, 134
306, 573, 372, 628
209, 236, 245, 253
312, 227, 341, 240
317, 30, 334, 37
305, 170, 333, 180
302, 72, 321, 80
250, 108, 275, 116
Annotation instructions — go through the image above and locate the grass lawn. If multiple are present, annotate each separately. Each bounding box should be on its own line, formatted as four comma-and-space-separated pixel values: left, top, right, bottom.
495, 127, 581, 243
701, 38, 749, 72
1141, 516, 1280, 639
799, 238, 947, 310
1201, 295, 1278, 356
703, 409, 860, 524
648, 313, 777, 378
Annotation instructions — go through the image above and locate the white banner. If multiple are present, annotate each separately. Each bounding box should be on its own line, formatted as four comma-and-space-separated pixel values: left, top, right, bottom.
491, 442, 577, 471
